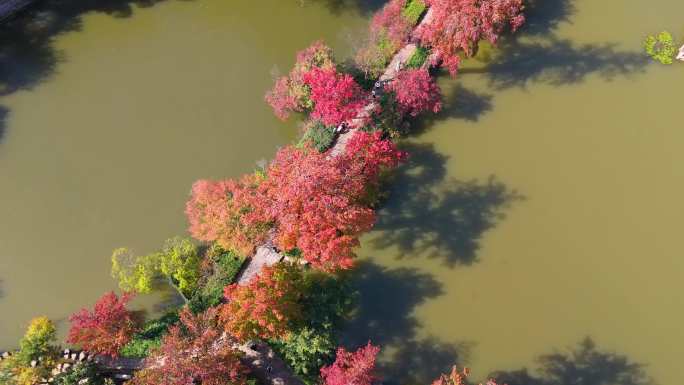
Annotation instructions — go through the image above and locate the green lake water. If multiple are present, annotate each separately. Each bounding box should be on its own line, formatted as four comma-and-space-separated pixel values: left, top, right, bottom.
0, 0, 368, 348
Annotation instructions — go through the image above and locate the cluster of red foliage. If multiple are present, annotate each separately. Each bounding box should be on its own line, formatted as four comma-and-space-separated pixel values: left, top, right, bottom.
130, 307, 248, 385
259, 144, 372, 271
433, 366, 470, 385
320, 343, 380, 385
417, 0, 525, 75
259, 131, 404, 271
67, 292, 138, 357
356, 0, 414, 77
370, 0, 413, 47
432, 366, 503, 385
385, 68, 442, 117
185, 174, 270, 256
340, 130, 407, 192
266, 77, 299, 121
220, 263, 303, 341
302, 67, 369, 126
265, 41, 336, 120
185, 131, 403, 272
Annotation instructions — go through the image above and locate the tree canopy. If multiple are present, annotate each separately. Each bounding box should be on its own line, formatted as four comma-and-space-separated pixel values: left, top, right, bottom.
67, 291, 139, 357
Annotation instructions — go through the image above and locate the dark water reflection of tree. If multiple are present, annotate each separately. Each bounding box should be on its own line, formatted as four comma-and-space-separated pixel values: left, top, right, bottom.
0, 0, 187, 145
370, 142, 524, 267
298, 0, 385, 16
0, 0, 385, 146
342, 261, 655, 385
340, 260, 474, 385
493, 338, 655, 385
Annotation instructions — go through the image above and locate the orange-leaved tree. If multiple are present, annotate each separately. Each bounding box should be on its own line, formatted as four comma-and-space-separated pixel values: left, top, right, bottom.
185, 173, 271, 256
220, 262, 304, 341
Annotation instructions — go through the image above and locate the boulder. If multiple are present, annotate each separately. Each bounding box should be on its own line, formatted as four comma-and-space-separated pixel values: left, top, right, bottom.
677, 44, 684, 61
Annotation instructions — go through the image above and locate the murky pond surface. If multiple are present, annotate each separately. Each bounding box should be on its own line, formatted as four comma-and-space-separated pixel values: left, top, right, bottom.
345, 1, 684, 385
1, 1, 683, 385
0, 0, 368, 347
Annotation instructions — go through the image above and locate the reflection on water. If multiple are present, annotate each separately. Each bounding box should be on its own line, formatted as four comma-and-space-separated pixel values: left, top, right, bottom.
341, 261, 472, 385
494, 338, 654, 385
0, 106, 7, 143
342, 261, 444, 348
0, 0, 180, 110
521, 0, 576, 37
302, 0, 385, 16
371, 142, 523, 267
478, 37, 649, 89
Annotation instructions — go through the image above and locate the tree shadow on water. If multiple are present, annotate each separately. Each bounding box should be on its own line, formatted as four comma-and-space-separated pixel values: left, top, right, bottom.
523, 0, 577, 37
0, 0, 180, 94
382, 337, 473, 385
468, 37, 651, 90
439, 85, 493, 123
409, 83, 494, 136
411, 0, 647, 131
150, 277, 186, 313
0, 106, 7, 144
298, 0, 385, 15
472, 0, 649, 90
340, 261, 471, 385
0, 0, 188, 140
342, 261, 443, 348
371, 143, 524, 267
492, 338, 655, 385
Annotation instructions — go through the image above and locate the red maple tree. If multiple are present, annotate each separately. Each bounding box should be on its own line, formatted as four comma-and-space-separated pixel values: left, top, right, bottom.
266, 41, 336, 120
370, 0, 413, 47
185, 134, 402, 272
338, 130, 407, 195
67, 291, 138, 357
431, 366, 503, 385
220, 262, 303, 342
256, 132, 404, 271
130, 307, 248, 385
320, 342, 381, 385
385, 68, 442, 117
417, 0, 525, 75
185, 174, 270, 256
266, 76, 300, 121
355, 0, 414, 77
302, 67, 369, 126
